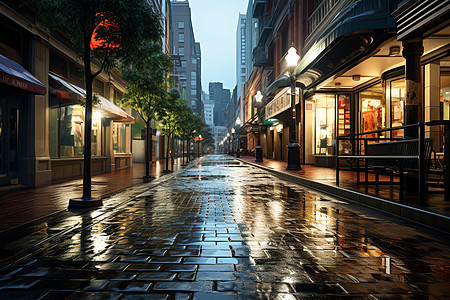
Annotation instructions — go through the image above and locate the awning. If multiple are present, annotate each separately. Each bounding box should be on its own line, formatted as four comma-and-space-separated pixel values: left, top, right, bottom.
0, 54, 46, 94
293, 1, 396, 91
49, 73, 134, 123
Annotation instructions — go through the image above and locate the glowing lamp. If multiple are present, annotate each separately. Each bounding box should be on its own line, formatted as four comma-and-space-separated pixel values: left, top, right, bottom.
285, 46, 300, 68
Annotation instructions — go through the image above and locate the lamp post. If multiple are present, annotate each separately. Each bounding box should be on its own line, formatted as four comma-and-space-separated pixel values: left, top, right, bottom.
255, 91, 263, 162
285, 45, 301, 170
235, 117, 241, 158
231, 128, 236, 156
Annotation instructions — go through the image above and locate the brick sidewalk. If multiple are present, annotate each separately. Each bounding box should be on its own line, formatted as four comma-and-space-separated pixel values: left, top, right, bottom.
0, 158, 187, 233
237, 155, 450, 218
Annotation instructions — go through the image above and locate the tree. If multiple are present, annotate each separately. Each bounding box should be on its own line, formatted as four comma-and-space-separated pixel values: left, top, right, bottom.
158, 90, 184, 172
27, 0, 163, 205
120, 42, 172, 181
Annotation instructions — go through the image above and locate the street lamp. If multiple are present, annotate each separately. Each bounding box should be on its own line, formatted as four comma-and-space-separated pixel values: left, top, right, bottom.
235, 117, 241, 158
285, 44, 301, 170
231, 128, 236, 156
255, 91, 263, 162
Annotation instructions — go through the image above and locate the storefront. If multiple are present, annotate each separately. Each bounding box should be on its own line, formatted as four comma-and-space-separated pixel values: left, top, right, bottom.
0, 53, 46, 187
48, 73, 133, 181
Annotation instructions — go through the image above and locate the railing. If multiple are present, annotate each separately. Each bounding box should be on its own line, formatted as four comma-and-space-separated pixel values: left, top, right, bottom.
335, 122, 450, 203
307, 0, 341, 36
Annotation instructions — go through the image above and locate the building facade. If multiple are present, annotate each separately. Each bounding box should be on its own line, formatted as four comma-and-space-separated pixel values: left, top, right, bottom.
170, 0, 202, 115
242, 0, 450, 171
0, 0, 141, 188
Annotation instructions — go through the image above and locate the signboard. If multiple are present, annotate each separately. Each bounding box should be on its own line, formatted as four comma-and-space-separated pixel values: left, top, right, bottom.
263, 118, 279, 124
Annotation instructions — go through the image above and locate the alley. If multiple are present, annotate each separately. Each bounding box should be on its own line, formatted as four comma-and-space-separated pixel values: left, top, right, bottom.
0, 155, 449, 299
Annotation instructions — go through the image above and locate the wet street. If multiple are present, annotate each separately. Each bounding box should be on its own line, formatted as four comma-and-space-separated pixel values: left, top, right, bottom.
0, 154, 449, 299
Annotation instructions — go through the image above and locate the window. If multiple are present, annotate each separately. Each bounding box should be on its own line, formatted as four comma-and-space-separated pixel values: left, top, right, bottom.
313, 94, 335, 156
113, 123, 128, 153
181, 60, 187, 67
179, 47, 184, 55
241, 76, 246, 82
93, 78, 105, 96
178, 32, 184, 42
360, 82, 385, 138
191, 80, 196, 86
241, 68, 246, 74
191, 100, 196, 106
178, 21, 184, 29
192, 59, 197, 64
191, 72, 197, 79
191, 89, 197, 96
49, 75, 103, 158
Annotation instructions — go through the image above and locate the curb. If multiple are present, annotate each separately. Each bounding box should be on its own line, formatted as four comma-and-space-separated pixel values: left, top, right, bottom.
236, 157, 450, 233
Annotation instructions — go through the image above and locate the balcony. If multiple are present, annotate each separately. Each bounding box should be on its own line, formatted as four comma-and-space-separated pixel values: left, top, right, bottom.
252, 46, 268, 67
253, 0, 265, 18
307, 0, 342, 36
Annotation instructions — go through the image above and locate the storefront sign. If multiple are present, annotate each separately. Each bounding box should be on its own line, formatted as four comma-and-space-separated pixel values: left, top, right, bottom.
263, 118, 279, 124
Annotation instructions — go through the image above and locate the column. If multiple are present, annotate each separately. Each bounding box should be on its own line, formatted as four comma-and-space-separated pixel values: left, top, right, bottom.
402, 37, 424, 137
33, 40, 52, 186
424, 62, 440, 150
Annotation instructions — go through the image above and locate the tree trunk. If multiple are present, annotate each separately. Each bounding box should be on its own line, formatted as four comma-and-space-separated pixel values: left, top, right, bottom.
145, 118, 151, 179
82, 38, 93, 200
165, 125, 170, 171
182, 136, 185, 164
171, 128, 174, 170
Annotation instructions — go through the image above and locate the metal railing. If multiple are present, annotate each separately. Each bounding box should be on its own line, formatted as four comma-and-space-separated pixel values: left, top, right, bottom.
307, 0, 341, 36
335, 122, 450, 203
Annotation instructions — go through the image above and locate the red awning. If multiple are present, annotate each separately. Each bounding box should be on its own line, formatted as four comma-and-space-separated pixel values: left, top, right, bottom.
0, 54, 46, 95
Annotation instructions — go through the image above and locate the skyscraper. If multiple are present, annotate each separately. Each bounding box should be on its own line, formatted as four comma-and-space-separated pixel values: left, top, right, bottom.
209, 82, 230, 127
170, 0, 202, 115
236, 13, 247, 102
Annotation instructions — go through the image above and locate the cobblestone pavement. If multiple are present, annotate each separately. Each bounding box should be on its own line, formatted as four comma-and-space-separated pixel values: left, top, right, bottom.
0, 155, 449, 299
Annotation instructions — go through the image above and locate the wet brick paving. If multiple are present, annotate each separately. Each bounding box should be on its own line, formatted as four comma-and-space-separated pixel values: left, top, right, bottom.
0, 154, 449, 299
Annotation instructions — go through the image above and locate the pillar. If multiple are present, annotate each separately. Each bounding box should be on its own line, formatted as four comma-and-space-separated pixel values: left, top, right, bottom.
402, 37, 424, 137
424, 62, 440, 150
33, 40, 52, 186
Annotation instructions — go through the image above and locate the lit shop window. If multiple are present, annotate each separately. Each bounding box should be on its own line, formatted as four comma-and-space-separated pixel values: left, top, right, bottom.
360, 83, 385, 139
387, 78, 405, 138
314, 94, 335, 155
113, 123, 128, 153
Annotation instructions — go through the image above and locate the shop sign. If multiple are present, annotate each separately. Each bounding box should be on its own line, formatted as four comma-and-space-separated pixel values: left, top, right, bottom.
263, 118, 279, 124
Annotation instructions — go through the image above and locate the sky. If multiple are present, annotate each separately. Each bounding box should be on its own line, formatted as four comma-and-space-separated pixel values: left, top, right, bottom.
188, 0, 248, 92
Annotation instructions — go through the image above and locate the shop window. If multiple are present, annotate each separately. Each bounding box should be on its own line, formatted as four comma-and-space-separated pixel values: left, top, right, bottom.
113, 123, 128, 153
48, 75, 102, 158
360, 83, 385, 138
59, 106, 84, 157
314, 94, 335, 155
389, 78, 405, 138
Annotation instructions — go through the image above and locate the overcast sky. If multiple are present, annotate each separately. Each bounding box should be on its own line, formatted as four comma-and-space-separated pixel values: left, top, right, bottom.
188, 0, 248, 92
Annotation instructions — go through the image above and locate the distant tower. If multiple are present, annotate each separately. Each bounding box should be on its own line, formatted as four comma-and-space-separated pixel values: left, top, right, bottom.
236, 13, 247, 102
170, 0, 202, 115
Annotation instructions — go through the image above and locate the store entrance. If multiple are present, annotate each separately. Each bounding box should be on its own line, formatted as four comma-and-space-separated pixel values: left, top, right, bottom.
0, 97, 19, 186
